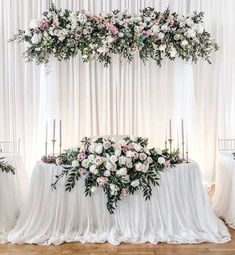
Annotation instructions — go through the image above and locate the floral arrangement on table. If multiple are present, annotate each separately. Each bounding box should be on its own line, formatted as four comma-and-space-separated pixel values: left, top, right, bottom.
0, 160, 15, 175
51, 136, 182, 214
10, 4, 218, 66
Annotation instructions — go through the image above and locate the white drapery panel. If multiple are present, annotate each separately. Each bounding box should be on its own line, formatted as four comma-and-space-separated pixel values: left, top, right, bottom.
1, 0, 235, 183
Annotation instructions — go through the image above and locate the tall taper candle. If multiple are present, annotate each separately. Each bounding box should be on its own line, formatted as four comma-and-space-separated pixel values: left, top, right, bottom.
169, 119, 172, 140
165, 127, 167, 149
186, 131, 189, 163
53, 119, 56, 140
177, 128, 179, 149
181, 119, 184, 143
45, 121, 48, 156
59, 120, 62, 145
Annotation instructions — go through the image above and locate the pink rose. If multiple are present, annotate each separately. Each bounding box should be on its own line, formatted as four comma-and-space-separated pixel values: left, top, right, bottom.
77, 152, 87, 161
97, 177, 108, 186
79, 168, 87, 176
142, 30, 149, 37
164, 160, 171, 168
106, 22, 118, 35
135, 162, 145, 172
122, 146, 130, 153
38, 19, 48, 31
122, 188, 129, 196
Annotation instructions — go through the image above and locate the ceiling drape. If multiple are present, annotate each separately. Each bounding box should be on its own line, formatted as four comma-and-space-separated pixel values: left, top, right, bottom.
0, 0, 234, 184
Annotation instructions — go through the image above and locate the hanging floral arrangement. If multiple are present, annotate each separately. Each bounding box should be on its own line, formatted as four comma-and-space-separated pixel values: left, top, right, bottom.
10, 4, 218, 66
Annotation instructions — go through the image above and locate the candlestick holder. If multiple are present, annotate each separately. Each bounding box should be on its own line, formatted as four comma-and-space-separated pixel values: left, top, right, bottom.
59, 143, 62, 155
45, 142, 48, 156
51, 139, 56, 156
168, 139, 173, 153
182, 141, 185, 161
186, 151, 189, 163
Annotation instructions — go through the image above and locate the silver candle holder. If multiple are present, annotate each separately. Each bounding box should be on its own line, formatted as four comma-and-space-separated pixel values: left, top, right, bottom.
51, 139, 56, 156
168, 138, 173, 153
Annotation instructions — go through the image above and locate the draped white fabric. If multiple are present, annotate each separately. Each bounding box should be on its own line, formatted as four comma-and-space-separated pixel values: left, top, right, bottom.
1, 0, 235, 184
213, 152, 235, 229
8, 161, 230, 245
0, 156, 28, 244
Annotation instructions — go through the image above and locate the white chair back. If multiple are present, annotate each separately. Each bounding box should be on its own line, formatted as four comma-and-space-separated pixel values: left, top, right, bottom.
218, 138, 235, 152
0, 140, 21, 155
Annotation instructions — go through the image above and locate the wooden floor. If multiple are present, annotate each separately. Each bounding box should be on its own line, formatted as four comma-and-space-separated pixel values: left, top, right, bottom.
0, 228, 234, 255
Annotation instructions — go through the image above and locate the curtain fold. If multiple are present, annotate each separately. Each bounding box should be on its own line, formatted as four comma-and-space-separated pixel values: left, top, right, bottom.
0, 0, 234, 184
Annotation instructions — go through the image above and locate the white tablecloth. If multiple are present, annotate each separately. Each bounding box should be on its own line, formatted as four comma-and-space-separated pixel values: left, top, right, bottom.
213, 152, 235, 229
8, 161, 230, 245
0, 155, 28, 244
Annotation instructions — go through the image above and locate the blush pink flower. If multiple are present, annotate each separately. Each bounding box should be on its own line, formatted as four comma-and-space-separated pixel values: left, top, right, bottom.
135, 162, 145, 172
122, 146, 130, 153
106, 22, 118, 35
38, 19, 48, 31
77, 152, 87, 161
97, 177, 108, 186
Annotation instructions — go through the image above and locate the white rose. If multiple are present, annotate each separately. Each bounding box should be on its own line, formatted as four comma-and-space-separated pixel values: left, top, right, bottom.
117, 167, 127, 176
91, 186, 97, 193
90, 165, 98, 175
126, 151, 134, 158
133, 143, 141, 152
115, 149, 121, 157
95, 143, 103, 154
78, 13, 87, 24
110, 184, 119, 195
89, 144, 96, 153
88, 154, 95, 162
147, 157, 153, 164
56, 158, 62, 165
161, 24, 168, 31
158, 32, 165, 40
159, 44, 166, 52
130, 136, 137, 142
104, 170, 111, 177
169, 47, 177, 58
106, 162, 113, 170
139, 153, 147, 161
110, 155, 118, 163
94, 156, 103, 166
131, 180, 140, 187
152, 24, 160, 33
103, 141, 111, 149
119, 32, 124, 37
155, 148, 162, 155
186, 29, 196, 38
181, 40, 189, 47
185, 18, 194, 27
118, 156, 126, 165
196, 23, 204, 34
81, 159, 89, 168
158, 157, 165, 165
31, 33, 42, 44
143, 163, 149, 173
117, 140, 127, 146
29, 19, 38, 29
174, 34, 181, 41
72, 160, 79, 167
126, 159, 133, 168
107, 35, 114, 44
25, 29, 32, 37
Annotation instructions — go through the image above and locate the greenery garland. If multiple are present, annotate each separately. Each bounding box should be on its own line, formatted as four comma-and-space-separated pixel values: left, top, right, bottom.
51, 136, 182, 214
0, 160, 15, 175
10, 5, 218, 66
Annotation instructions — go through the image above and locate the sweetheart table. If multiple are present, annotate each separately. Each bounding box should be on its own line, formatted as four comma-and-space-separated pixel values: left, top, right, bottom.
8, 160, 230, 245
0, 155, 28, 244
213, 152, 235, 229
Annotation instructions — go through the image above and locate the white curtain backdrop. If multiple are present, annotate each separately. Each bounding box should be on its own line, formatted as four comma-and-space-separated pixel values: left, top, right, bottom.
0, 0, 235, 184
